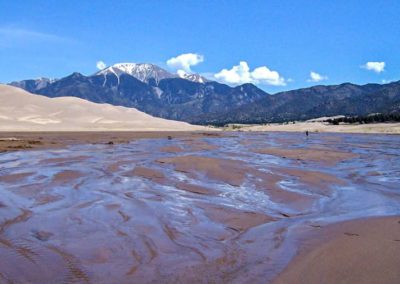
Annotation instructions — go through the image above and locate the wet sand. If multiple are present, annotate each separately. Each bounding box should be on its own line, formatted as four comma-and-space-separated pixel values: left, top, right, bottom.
273, 216, 400, 284
0, 131, 222, 153
0, 131, 399, 283
254, 147, 358, 165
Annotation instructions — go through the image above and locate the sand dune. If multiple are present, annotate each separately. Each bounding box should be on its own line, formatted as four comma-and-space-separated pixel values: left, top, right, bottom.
0, 84, 207, 131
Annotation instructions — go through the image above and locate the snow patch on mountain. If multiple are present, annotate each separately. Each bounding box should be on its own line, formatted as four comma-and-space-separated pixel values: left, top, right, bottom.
97, 63, 177, 84
97, 63, 208, 85
177, 70, 208, 83
152, 87, 163, 98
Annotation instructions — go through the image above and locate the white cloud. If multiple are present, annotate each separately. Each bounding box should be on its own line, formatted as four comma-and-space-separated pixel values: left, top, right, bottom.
96, 60, 106, 70
214, 61, 252, 84
362, 61, 385, 73
308, 71, 328, 82
214, 61, 287, 86
166, 53, 204, 74
199, 72, 217, 81
251, 66, 287, 86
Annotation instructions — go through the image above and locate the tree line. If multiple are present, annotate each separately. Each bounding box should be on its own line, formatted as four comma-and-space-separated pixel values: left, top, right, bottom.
326, 113, 400, 125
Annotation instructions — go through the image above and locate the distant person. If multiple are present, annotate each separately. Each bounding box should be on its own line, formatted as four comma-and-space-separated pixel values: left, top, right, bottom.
305, 130, 309, 136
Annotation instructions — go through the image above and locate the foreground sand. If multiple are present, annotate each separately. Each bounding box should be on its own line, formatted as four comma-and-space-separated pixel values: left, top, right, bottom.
230, 121, 400, 134
273, 216, 400, 284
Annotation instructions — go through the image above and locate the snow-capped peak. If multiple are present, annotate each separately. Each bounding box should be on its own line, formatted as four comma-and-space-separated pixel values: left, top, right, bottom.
96, 63, 177, 84
96, 62, 209, 85
177, 70, 208, 83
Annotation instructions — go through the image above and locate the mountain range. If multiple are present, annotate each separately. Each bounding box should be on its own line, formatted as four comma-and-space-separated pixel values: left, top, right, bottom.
9, 63, 400, 125
194, 81, 400, 125
9, 63, 266, 122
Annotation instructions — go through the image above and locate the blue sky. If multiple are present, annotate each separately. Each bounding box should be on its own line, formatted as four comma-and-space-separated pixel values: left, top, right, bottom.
0, 0, 399, 92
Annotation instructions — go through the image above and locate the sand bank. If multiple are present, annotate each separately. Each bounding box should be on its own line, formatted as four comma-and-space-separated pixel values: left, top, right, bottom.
273, 216, 400, 284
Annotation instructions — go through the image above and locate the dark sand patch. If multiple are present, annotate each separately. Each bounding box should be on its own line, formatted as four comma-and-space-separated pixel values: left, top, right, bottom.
106, 160, 132, 173
53, 170, 84, 184
0, 132, 224, 153
182, 139, 219, 151
128, 166, 217, 196
175, 182, 217, 195
157, 155, 325, 211
255, 147, 358, 165
279, 168, 345, 196
198, 203, 275, 233
157, 155, 247, 186
32, 230, 54, 242
159, 145, 184, 153
35, 194, 63, 205
253, 171, 318, 211
0, 172, 34, 183
47, 245, 90, 284
0, 209, 32, 233
0, 139, 41, 152
126, 166, 167, 184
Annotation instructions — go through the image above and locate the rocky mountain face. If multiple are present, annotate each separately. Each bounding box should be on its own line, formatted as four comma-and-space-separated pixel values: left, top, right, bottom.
14, 64, 267, 121
9, 77, 56, 93
178, 72, 209, 83
8, 63, 399, 125
191, 81, 400, 125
